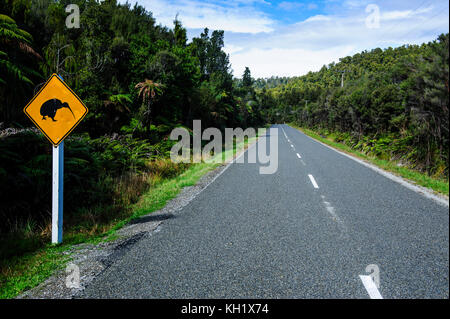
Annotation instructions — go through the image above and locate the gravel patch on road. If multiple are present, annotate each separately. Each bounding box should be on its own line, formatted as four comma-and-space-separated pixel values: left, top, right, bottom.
17, 162, 230, 299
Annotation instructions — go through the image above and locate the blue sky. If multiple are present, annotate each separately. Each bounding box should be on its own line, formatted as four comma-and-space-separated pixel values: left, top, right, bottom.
120, 0, 449, 78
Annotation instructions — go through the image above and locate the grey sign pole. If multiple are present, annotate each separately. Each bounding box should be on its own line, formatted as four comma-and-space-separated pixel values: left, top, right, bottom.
52, 140, 64, 244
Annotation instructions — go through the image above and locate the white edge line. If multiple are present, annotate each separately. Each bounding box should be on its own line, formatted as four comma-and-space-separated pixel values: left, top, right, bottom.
308, 174, 319, 189
359, 275, 383, 299
293, 127, 449, 207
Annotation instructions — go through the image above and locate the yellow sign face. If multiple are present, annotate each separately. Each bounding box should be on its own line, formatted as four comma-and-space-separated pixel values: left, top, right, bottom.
24, 74, 88, 146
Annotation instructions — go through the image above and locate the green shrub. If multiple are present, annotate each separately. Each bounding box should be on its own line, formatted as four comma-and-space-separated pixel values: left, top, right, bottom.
0, 131, 179, 261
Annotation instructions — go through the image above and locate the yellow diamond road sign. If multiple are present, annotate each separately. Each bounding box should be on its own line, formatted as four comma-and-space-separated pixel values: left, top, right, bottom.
24, 74, 88, 146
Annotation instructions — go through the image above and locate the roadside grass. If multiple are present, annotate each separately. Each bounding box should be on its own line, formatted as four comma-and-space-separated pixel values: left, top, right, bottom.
0, 246, 70, 299
290, 124, 449, 196
0, 134, 260, 299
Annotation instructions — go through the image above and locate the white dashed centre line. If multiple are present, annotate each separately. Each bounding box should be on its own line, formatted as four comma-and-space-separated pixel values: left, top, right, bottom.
281, 127, 288, 139
296, 153, 301, 159
359, 275, 383, 299
308, 174, 319, 189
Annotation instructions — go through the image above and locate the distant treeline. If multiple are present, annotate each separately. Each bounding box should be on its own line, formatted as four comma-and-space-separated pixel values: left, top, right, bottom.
257, 34, 449, 178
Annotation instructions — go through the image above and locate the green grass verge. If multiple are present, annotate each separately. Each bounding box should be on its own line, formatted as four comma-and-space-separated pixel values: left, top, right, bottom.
0, 134, 260, 299
0, 247, 70, 299
290, 124, 449, 196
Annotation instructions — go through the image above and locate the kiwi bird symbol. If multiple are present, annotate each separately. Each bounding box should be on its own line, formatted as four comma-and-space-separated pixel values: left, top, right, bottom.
40, 98, 75, 122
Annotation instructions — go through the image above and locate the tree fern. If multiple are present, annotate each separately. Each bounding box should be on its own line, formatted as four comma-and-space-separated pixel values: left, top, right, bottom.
0, 14, 33, 45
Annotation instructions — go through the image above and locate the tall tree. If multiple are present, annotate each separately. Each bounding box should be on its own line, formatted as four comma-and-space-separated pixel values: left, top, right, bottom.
242, 67, 252, 88
135, 79, 164, 130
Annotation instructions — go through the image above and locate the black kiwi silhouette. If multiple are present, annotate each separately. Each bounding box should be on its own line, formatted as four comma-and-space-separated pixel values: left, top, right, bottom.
40, 98, 75, 122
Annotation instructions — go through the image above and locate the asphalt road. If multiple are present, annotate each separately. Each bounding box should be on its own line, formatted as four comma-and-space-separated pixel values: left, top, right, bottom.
82, 124, 449, 299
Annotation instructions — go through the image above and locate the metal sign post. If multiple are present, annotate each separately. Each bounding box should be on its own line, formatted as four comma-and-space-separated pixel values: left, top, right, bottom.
52, 141, 64, 244
24, 73, 88, 244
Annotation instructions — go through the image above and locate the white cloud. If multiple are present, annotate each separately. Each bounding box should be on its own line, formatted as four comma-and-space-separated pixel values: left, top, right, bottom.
228, 4, 449, 78
381, 6, 433, 21
230, 46, 355, 78
303, 14, 332, 22
120, 0, 449, 78
278, 2, 304, 11
278, 1, 318, 11
343, 0, 372, 9
127, 0, 275, 33
223, 44, 244, 55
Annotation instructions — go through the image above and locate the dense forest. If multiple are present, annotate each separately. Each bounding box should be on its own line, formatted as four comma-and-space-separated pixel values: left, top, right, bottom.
0, 0, 263, 256
258, 34, 449, 178
0, 0, 263, 131
0, 0, 448, 262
